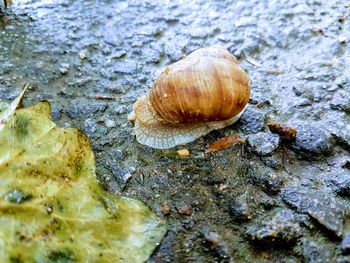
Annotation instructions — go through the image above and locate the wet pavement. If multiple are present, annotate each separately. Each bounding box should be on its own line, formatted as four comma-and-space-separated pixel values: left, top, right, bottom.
1, 0, 350, 262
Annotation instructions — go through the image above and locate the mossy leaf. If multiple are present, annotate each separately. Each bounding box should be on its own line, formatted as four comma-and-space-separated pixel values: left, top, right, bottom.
0, 96, 166, 262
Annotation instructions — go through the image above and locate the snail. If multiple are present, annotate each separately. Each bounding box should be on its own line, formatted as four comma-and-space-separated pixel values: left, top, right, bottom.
128, 45, 250, 149
3, 0, 12, 8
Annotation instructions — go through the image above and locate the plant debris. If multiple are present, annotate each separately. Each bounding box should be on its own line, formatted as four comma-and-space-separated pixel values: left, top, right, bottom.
0, 91, 167, 262
161, 201, 171, 216
177, 204, 193, 216
206, 134, 245, 153
268, 122, 297, 142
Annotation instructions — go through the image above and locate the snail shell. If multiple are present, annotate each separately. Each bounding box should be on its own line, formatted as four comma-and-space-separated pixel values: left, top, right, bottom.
129, 45, 250, 149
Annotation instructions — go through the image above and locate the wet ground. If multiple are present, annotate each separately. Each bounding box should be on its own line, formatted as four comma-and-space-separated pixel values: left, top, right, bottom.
1, 0, 350, 262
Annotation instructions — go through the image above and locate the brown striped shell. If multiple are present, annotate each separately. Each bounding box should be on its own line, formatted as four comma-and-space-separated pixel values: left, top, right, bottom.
129, 45, 250, 149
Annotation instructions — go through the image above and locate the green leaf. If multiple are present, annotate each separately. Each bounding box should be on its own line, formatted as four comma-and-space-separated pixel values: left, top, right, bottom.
0, 97, 166, 262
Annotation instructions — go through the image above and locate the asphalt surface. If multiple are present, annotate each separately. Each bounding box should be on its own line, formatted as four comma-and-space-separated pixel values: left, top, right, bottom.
1, 0, 350, 262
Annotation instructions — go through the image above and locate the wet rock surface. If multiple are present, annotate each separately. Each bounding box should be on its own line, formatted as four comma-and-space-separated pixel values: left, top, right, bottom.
246, 209, 306, 244
290, 121, 334, 156
324, 168, 350, 196
237, 106, 266, 133
228, 189, 276, 222
282, 186, 345, 237
299, 238, 336, 263
247, 131, 280, 156
1, 0, 350, 261
342, 234, 350, 254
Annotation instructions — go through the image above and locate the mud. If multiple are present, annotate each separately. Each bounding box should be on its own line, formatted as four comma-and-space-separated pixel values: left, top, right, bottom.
1, 0, 350, 262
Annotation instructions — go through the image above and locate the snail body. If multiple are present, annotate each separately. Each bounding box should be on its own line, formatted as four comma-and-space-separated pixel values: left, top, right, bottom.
129, 45, 250, 149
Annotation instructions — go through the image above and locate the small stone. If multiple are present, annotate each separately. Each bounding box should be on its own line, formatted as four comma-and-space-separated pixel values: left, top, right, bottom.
229, 191, 253, 222
261, 156, 282, 169
203, 231, 220, 248
109, 164, 132, 189
67, 99, 107, 118
5, 189, 32, 204
330, 91, 350, 113
336, 255, 350, 262
109, 149, 125, 161
177, 149, 190, 157
51, 103, 62, 121
161, 201, 171, 216
111, 50, 127, 59
301, 238, 335, 263
342, 234, 350, 254
338, 36, 347, 44
112, 104, 129, 114
290, 121, 334, 156
177, 204, 192, 216
229, 188, 275, 222
82, 118, 97, 138
247, 165, 284, 194
104, 119, 116, 128
238, 106, 266, 133
113, 61, 137, 74
144, 44, 163, 63
282, 186, 344, 237
201, 229, 231, 261
189, 29, 208, 38
343, 161, 350, 170
247, 132, 280, 156
164, 42, 183, 62
79, 52, 87, 60
324, 168, 350, 196
59, 63, 70, 75
246, 209, 305, 244
45, 204, 53, 214
68, 78, 93, 87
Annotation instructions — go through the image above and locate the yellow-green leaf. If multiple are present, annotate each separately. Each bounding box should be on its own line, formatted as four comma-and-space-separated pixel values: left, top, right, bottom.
0, 98, 166, 262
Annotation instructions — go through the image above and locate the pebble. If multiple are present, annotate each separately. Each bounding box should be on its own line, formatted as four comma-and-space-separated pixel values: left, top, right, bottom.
324, 168, 350, 196
342, 234, 350, 254
290, 121, 334, 156
161, 201, 171, 216
237, 106, 266, 133
111, 50, 127, 59
104, 119, 116, 128
109, 164, 132, 189
82, 118, 108, 138
301, 239, 335, 263
67, 99, 107, 118
247, 132, 280, 156
59, 63, 70, 75
330, 91, 350, 113
201, 229, 231, 262
109, 149, 125, 161
229, 188, 276, 222
79, 52, 87, 60
177, 204, 192, 216
247, 165, 284, 194
229, 191, 253, 221
282, 186, 344, 237
177, 149, 190, 157
164, 42, 183, 62
246, 209, 305, 244
112, 61, 138, 74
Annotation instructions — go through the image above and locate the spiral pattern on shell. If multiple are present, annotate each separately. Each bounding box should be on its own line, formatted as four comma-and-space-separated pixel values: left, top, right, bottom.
129, 45, 250, 149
